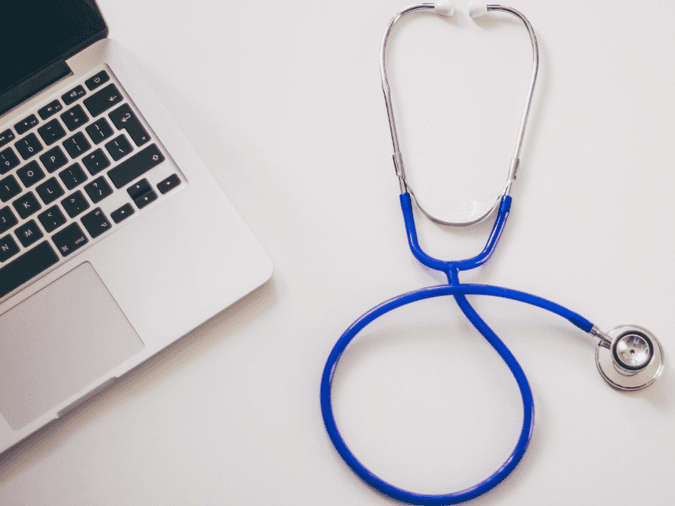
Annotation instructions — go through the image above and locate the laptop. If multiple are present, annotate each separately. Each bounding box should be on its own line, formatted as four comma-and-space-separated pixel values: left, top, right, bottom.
0, 0, 273, 453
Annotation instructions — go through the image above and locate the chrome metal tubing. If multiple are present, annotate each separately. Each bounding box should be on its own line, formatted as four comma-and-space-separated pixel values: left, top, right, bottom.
379, 3, 540, 226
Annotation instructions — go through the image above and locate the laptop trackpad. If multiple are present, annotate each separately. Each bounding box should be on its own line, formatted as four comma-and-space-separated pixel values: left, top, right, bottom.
0, 262, 144, 430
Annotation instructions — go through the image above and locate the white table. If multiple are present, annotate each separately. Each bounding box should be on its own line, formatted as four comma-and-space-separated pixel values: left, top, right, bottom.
2, 1, 674, 504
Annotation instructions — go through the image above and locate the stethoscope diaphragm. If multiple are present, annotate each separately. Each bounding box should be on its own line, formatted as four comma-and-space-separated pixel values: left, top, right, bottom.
596, 325, 664, 390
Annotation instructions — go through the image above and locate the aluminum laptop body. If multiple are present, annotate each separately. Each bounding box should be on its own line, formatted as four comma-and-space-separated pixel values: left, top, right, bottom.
0, 0, 272, 453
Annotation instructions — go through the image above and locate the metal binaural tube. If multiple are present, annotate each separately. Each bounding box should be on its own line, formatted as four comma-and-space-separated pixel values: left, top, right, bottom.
379, 3, 540, 224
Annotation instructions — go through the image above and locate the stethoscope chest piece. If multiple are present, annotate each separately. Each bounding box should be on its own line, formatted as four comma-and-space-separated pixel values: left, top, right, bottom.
596, 325, 664, 391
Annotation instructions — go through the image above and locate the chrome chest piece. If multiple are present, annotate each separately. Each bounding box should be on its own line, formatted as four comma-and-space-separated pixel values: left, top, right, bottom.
593, 325, 664, 390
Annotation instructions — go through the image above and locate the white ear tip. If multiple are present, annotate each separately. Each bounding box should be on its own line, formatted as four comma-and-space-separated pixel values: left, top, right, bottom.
434, 0, 455, 16
468, 1, 488, 18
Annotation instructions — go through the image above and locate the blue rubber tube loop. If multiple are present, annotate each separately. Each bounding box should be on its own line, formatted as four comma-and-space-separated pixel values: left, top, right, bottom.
322, 193, 596, 504
320, 283, 593, 505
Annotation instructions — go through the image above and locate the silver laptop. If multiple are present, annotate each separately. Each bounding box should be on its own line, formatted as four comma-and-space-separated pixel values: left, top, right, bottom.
0, 0, 273, 453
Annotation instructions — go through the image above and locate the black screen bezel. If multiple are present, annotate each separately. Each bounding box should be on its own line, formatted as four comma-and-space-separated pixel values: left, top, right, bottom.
0, 0, 108, 116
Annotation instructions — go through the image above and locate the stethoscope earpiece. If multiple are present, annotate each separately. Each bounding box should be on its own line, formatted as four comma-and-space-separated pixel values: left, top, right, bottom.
431, 1, 492, 19
595, 325, 664, 391
433, 0, 455, 17
468, 1, 489, 18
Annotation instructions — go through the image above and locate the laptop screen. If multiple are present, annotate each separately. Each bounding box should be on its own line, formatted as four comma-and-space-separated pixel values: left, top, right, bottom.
0, 0, 107, 114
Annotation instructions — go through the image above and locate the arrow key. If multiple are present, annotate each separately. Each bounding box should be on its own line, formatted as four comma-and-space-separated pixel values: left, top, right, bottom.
111, 203, 135, 224
126, 178, 157, 209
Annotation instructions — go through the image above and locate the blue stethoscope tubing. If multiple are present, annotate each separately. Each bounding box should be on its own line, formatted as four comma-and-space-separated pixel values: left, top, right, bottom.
321, 2, 664, 503
320, 193, 595, 505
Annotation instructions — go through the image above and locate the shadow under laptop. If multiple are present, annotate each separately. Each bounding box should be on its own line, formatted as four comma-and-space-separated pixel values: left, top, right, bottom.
0, 278, 276, 483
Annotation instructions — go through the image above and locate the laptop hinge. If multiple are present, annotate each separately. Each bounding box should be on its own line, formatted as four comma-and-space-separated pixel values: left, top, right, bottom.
0, 60, 72, 118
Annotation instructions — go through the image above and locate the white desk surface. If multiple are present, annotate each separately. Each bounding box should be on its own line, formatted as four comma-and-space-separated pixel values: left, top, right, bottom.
2, 1, 675, 504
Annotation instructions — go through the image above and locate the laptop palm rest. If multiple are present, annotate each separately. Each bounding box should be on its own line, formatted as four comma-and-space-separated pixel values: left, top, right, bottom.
0, 262, 143, 430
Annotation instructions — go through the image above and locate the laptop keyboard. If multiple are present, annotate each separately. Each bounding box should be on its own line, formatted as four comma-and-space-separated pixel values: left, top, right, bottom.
0, 67, 185, 300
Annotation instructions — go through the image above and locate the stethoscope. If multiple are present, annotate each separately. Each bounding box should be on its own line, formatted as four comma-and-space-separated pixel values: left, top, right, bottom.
320, 2, 665, 505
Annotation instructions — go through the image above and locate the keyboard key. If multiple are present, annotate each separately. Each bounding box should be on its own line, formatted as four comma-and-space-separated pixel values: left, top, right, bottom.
15, 133, 43, 160
61, 190, 90, 218
84, 177, 113, 203
0, 148, 20, 175
15, 220, 43, 248
134, 188, 157, 209
82, 148, 110, 175
12, 192, 41, 219
17, 160, 45, 188
105, 134, 134, 162
37, 119, 67, 145
61, 105, 89, 131
15, 115, 39, 136
0, 241, 59, 298
36, 177, 65, 205
111, 203, 135, 223
63, 132, 92, 159
108, 144, 165, 189
83, 84, 123, 117
127, 178, 157, 209
59, 163, 88, 190
109, 104, 150, 146
0, 175, 21, 203
0, 235, 19, 262
85, 70, 110, 91
38, 100, 63, 120
0, 235, 20, 262
38, 206, 67, 233
126, 178, 151, 200
53, 223, 88, 257
81, 208, 112, 238
85, 118, 114, 144
157, 174, 181, 194
62, 85, 86, 106
0, 207, 18, 234
40, 146, 69, 173
0, 130, 15, 148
